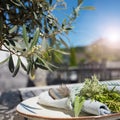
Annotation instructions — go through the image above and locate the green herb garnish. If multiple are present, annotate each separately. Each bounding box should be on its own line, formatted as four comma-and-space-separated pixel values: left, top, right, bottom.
73, 75, 120, 117
74, 96, 85, 117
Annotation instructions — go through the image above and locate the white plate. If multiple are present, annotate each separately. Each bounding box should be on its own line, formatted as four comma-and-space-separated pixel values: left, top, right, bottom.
16, 96, 120, 120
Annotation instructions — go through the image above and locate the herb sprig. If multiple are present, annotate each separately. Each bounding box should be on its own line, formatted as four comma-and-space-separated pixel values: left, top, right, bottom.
73, 75, 120, 117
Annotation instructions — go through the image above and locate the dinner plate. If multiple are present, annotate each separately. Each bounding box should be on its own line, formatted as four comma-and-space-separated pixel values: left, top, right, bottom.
16, 96, 120, 120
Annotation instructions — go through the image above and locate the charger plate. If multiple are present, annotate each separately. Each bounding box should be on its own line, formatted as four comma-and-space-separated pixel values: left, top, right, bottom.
16, 96, 120, 120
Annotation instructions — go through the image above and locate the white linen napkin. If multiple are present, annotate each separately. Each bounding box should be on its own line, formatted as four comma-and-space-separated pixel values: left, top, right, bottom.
38, 91, 69, 109
38, 90, 111, 116
82, 99, 111, 115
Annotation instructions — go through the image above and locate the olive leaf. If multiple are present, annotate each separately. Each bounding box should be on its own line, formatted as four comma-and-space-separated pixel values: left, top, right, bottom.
81, 6, 95, 10
30, 28, 39, 49
33, 12, 38, 20
36, 54, 52, 71
41, 37, 47, 51
21, 60, 27, 71
29, 64, 36, 80
52, 49, 70, 55
12, 58, 21, 77
23, 25, 29, 47
9, 25, 17, 34
8, 55, 14, 73
45, 61, 59, 69
9, 40, 16, 46
53, 52, 63, 63
62, 19, 66, 28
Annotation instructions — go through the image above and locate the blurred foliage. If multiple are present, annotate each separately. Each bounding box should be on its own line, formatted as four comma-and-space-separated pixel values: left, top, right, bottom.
0, 0, 94, 77
70, 47, 77, 66
85, 38, 120, 62
70, 38, 120, 64
79, 57, 86, 64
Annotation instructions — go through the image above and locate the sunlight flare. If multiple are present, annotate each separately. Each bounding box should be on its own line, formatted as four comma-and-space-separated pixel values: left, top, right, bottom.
106, 29, 120, 43
103, 27, 120, 48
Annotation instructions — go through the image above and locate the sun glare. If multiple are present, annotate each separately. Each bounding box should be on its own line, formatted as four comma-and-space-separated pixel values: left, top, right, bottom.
103, 27, 120, 46
106, 30, 119, 43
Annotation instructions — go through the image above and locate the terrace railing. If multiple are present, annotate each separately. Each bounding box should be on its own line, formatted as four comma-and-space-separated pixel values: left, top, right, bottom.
46, 62, 120, 85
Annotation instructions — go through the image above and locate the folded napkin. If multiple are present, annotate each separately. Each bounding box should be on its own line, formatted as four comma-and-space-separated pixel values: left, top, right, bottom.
38, 91, 111, 116
82, 99, 111, 115
68, 86, 111, 115
38, 91, 69, 109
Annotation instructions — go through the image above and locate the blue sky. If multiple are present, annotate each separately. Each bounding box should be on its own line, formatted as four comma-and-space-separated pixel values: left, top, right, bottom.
54, 0, 120, 47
